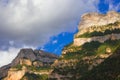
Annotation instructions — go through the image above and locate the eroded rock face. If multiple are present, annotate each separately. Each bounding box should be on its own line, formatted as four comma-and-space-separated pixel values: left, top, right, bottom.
74, 33, 120, 46
4, 69, 26, 80
11, 49, 36, 66
0, 48, 58, 80
0, 64, 11, 79
20, 58, 32, 66
33, 61, 43, 67
79, 11, 120, 29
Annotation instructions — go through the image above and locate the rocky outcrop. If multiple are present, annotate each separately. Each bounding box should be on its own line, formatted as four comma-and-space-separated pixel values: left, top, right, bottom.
11, 49, 58, 66
0, 64, 11, 79
33, 61, 43, 67
0, 48, 58, 80
74, 33, 120, 46
20, 58, 32, 66
4, 67, 26, 80
79, 11, 120, 29
76, 11, 120, 36
73, 11, 120, 46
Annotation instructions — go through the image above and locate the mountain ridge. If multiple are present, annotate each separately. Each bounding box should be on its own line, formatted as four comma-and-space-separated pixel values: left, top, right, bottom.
49, 11, 120, 80
0, 48, 58, 80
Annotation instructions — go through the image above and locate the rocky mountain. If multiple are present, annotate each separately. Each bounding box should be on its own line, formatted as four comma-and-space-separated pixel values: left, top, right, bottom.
1, 11, 120, 80
0, 48, 58, 80
49, 11, 120, 80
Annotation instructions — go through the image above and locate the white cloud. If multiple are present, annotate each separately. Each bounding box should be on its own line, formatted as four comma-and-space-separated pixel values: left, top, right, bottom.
9, 40, 14, 46
52, 40, 58, 44
0, 0, 99, 67
0, 0, 98, 49
0, 47, 19, 67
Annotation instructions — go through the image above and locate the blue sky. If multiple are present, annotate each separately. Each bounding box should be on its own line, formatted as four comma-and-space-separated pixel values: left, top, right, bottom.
40, 0, 120, 55
0, 0, 120, 66
38, 31, 77, 55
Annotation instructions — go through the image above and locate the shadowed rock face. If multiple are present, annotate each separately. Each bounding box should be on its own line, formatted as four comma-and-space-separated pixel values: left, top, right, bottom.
0, 48, 58, 79
0, 64, 11, 79
11, 49, 36, 66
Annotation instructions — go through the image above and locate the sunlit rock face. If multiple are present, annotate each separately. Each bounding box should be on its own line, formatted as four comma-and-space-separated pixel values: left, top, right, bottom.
76, 11, 120, 36
79, 11, 120, 29
3, 68, 26, 80
74, 33, 120, 46
73, 11, 120, 46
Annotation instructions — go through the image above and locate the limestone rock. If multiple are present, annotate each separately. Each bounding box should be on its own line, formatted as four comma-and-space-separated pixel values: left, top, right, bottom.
79, 11, 120, 29
74, 33, 120, 46
33, 61, 43, 67
20, 58, 32, 66
4, 69, 26, 80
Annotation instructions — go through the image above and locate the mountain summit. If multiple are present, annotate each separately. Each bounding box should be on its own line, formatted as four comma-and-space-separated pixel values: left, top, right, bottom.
0, 48, 58, 80
49, 11, 120, 80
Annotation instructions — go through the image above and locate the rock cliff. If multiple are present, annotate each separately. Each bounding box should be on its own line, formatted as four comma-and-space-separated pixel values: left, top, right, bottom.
0, 48, 58, 80
49, 11, 120, 80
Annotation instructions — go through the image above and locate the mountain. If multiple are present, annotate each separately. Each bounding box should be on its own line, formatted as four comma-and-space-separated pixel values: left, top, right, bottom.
1, 11, 120, 80
49, 11, 120, 80
0, 48, 58, 80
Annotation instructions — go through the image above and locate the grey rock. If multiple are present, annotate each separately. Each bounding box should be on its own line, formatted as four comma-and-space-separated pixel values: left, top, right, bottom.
0, 48, 58, 79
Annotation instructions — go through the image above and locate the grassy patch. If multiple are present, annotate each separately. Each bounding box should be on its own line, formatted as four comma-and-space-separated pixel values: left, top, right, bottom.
12, 64, 22, 70
62, 39, 120, 60
27, 66, 51, 72
77, 28, 120, 38
21, 73, 48, 80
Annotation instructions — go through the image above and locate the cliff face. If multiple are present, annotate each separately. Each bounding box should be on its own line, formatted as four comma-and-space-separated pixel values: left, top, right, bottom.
78, 11, 120, 29
49, 11, 120, 80
0, 49, 58, 80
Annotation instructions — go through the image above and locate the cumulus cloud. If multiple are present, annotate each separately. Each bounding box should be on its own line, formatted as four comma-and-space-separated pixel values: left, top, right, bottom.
0, 0, 98, 49
0, 47, 19, 67
0, 0, 99, 66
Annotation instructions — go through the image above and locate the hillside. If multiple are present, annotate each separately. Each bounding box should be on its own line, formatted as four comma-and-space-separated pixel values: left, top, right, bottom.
0, 49, 58, 80
0, 11, 120, 80
49, 11, 120, 80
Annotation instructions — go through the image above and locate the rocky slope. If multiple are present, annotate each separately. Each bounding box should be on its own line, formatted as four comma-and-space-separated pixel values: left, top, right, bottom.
49, 11, 120, 80
0, 48, 58, 80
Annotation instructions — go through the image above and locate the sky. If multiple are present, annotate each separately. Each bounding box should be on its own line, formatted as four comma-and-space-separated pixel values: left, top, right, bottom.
0, 0, 120, 67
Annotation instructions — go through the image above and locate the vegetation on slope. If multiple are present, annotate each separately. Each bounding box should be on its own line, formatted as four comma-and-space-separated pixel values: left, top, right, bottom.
50, 39, 120, 80
80, 46, 120, 80
12, 63, 51, 80
62, 39, 120, 60
75, 21, 120, 38
27, 66, 51, 72
21, 72, 48, 80
50, 15, 120, 80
